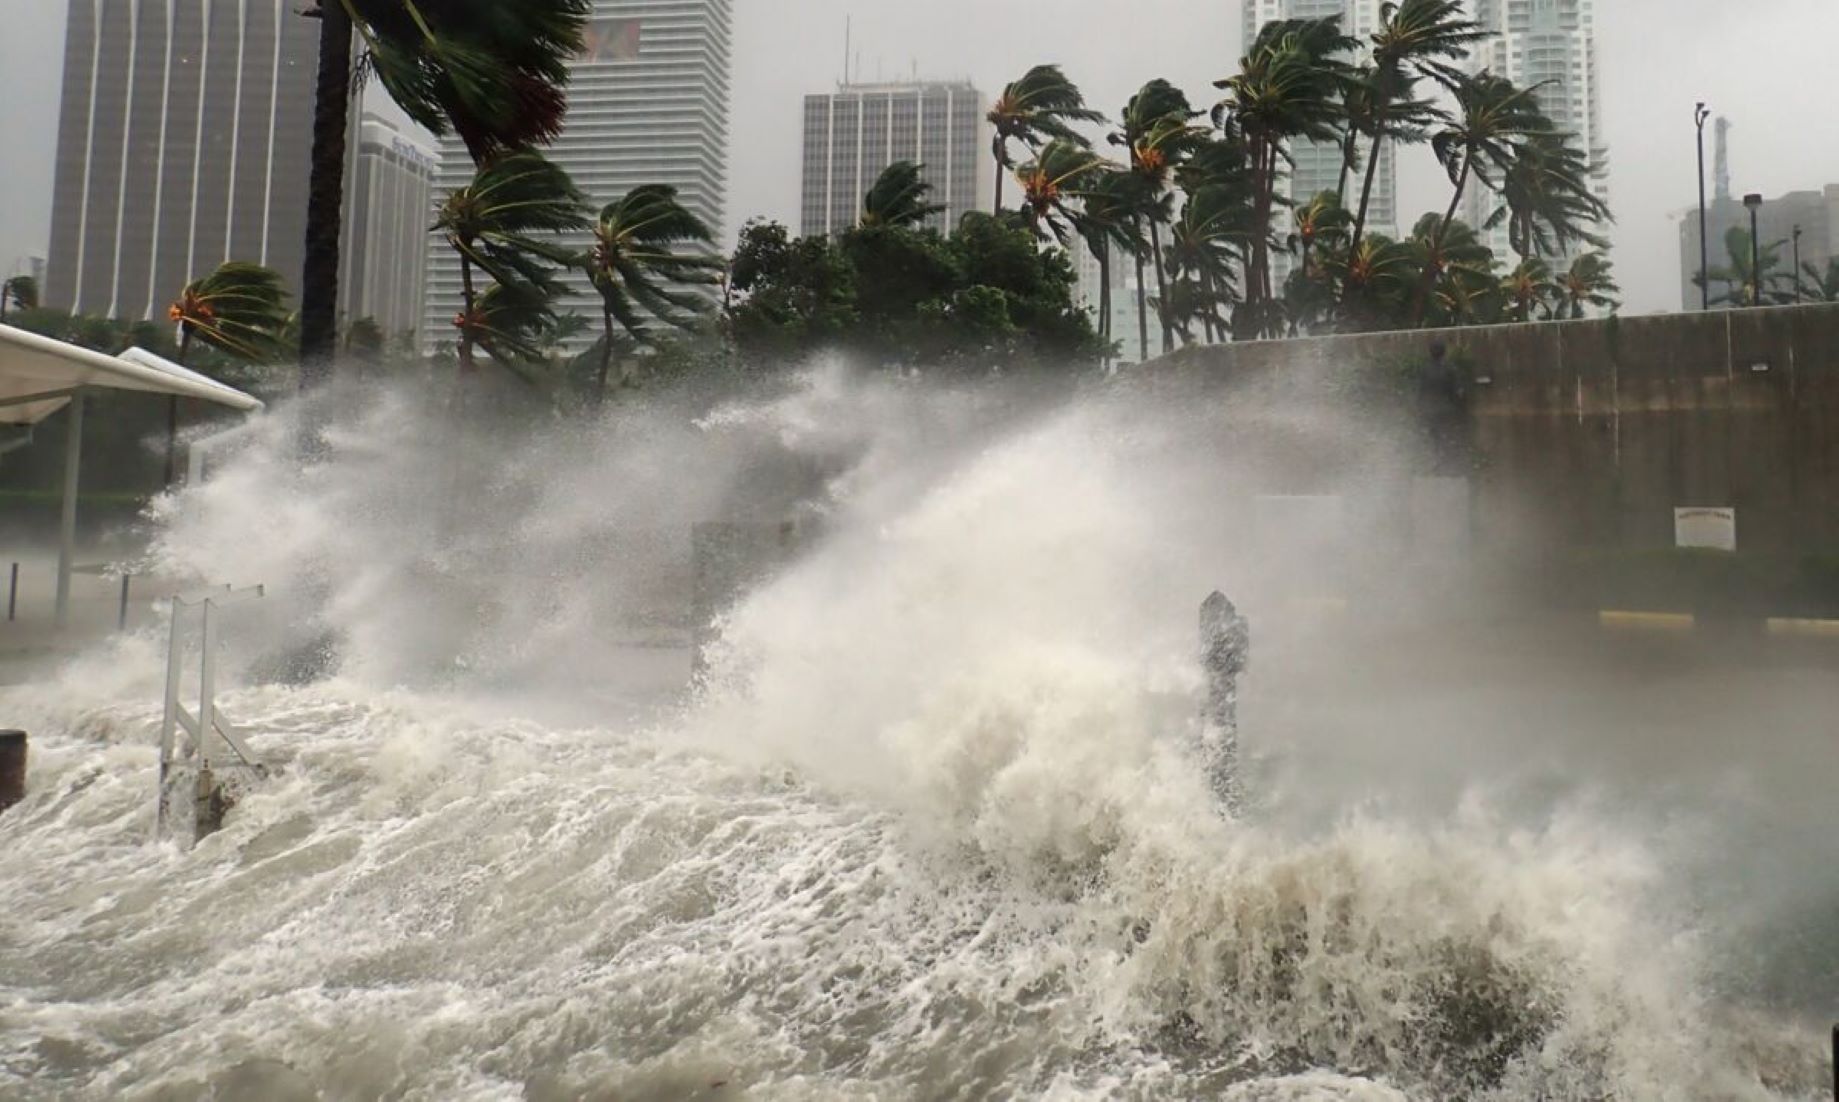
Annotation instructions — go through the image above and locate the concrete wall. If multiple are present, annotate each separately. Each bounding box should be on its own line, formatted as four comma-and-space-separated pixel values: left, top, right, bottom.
1157, 303, 1839, 557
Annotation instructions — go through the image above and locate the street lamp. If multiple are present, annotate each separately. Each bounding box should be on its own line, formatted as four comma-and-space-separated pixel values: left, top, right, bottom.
1696, 103, 1712, 310
1792, 225, 1803, 303
1743, 193, 1763, 307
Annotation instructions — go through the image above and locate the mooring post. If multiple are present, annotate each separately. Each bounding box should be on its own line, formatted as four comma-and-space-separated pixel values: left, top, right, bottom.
117, 573, 132, 631
1199, 591, 1250, 813
7, 562, 16, 622
0, 730, 26, 813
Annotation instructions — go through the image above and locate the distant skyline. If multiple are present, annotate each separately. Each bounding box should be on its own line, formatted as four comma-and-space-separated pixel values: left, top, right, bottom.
6, 0, 1839, 317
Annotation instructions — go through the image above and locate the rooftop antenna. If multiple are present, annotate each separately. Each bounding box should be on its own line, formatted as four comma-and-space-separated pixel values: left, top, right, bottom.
843, 15, 850, 84
1714, 116, 1732, 201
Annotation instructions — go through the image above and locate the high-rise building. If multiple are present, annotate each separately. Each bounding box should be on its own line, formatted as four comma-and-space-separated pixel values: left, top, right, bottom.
1241, 0, 1397, 281
1465, 0, 1610, 267
423, 0, 734, 349
339, 115, 436, 341
44, 0, 317, 322
1679, 186, 1838, 311
799, 81, 985, 238
1073, 246, 1142, 365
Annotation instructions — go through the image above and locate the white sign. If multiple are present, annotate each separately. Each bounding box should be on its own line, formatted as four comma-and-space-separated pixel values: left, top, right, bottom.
1675, 507, 1736, 552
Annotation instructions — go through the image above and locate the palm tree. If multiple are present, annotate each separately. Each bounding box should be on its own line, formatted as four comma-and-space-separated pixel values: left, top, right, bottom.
1289, 190, 1352, 330
1163, 186, 1244, 345
1404, 213, 1499, 328
1800, 258, 1839, 303
0, 275, 38, 321
1485, 129, 1609, 262
1074, 170, 1144, 362
1696, 226, 1794, 307
433, 151, 588, 377
1214, 16, 1356, 339
166, 262, 290, 484
1321, 233, 1416, 331
861, 161, 945, 229
1015, 140, 1113, 247
581, 185, 723, 403
987, 65, 1105, 214
1113, 80, 1208, 356
1553, 252, 1619, 319
1499, 257, 1556, 322
1413, 71, 1550, 324
298, 0, 592, 389
1346, 0, 1487, 262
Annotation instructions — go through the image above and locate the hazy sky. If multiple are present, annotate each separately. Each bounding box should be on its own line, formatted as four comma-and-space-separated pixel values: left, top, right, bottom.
5, 0, 1838, 315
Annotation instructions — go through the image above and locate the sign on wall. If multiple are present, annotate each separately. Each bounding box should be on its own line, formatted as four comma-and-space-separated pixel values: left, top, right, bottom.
1675, 507, 1737, 552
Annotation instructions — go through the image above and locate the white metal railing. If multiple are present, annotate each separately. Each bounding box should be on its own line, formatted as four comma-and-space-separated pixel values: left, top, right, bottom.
156, 584, 266, 839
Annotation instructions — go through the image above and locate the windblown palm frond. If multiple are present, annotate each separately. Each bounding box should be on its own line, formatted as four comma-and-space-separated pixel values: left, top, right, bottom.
861, 161, 945, 229
581, 184, 722, 400
168, 262, 292, 363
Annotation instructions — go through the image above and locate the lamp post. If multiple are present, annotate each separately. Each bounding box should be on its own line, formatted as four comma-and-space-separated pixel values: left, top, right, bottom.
1743, 193, 1763, 307
1792, 225, 1803, 303
1696, 103, 1712, 310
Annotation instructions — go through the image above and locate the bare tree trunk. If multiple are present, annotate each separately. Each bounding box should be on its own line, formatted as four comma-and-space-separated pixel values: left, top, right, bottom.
992, 136, 1006, 213
458, 253, 478, 376
1135, 232, 1149, 362
596, 306, 615, 406
298, 3, 352, 392
1150, 219, 1173, 356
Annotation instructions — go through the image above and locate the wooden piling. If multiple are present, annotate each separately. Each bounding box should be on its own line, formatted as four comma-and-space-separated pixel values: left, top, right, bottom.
0, 730, 26, 813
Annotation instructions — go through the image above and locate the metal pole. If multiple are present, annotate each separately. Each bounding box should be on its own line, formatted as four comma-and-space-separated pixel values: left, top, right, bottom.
1696, 104, 1711, 311
7, 562, 15, 622
1750, 204, 1762, 307
1793, 226, 1803, 303
157, 600, 184, 839
118, 574, 131, 631
53, 390, 84, 628
199, 599, 216, 772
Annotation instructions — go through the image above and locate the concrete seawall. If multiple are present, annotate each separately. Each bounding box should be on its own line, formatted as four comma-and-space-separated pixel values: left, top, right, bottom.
1152, 303, 1839, 557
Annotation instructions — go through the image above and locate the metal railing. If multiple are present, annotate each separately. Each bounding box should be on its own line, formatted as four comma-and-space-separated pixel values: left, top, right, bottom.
155, 584, 266, 840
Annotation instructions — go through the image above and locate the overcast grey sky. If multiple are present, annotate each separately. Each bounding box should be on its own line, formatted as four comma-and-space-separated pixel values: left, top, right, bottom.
6, 0, 1838, 315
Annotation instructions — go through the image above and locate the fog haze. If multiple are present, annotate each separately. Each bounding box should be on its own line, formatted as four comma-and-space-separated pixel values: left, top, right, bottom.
5, 0, 1838, 315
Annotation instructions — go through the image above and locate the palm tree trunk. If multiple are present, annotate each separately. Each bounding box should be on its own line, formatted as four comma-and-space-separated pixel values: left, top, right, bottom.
1098, 249, 1112, 366
458, 253, 478, 375
992, 135, 1005, 214
596, 306, 615, 406
1135, 233, 1149, 363
1337, 131, 1356, 208
298, 2, 353, 392
1413, 154, 1473, 327
165, 330, 195, 487
1347, 129, 1385, 267
1149, 219, 1172, 356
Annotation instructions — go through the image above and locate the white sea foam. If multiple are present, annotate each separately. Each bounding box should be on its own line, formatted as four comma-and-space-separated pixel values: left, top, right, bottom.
0, 367, 1826, 1099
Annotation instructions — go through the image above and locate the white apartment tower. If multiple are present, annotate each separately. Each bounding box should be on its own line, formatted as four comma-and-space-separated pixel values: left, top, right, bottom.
1465, 0, 1609, 266
45, 0, 317, 320
424, 0, 734, 348
1241, 0, 1397, 279
339, 115, 435, 342
799, 82, 985, 238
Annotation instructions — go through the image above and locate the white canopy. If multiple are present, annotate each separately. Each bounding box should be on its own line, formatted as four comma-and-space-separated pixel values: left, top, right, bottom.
0, 322, 265, 626
0, 323, 264, 425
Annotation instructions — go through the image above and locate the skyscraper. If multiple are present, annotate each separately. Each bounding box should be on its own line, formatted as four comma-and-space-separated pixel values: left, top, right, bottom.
340, 115, 436, 342
1240, 0, 1397, 279
800, 81, 985, 238
423, 0, 734, 348
45, 0, 318, 323
1465, 0, 1610, 267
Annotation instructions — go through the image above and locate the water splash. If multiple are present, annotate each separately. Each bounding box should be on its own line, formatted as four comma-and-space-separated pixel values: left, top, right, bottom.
0, 366, 1827, 1099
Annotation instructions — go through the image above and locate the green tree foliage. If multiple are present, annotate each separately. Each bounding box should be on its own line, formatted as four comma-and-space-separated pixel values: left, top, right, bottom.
300, 0, 593, 386
0, 275, 38, 321
987, 65, 1104, 213
861, 161, 945, 230
726, 214, 1103, 373
433, 151, 587, 377
168, 262, 292, 366
1695, 226, 1796, 307
581, 185, 723, 402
